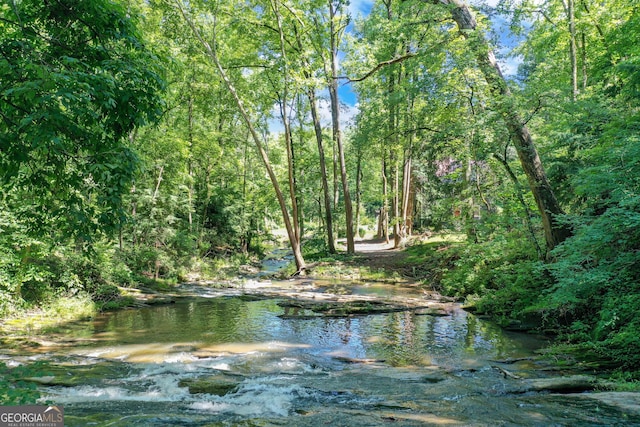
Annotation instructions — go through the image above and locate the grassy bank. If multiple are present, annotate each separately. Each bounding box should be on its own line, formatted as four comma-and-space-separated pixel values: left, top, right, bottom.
394, 233, 640, 384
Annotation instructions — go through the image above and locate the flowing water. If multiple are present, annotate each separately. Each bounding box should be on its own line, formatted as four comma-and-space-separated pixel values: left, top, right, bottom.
8, 282, 640, 426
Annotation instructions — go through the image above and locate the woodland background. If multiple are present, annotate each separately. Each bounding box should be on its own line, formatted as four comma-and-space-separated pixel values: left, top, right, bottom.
1, 0, 640, 372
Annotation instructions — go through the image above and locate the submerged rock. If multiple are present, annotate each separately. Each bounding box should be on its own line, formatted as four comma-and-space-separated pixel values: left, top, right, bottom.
179, 374, 241, 396
520, 375, 598, 393
572, 392, 640, 414
333, 356, 386, 364
23, 376, 76, 387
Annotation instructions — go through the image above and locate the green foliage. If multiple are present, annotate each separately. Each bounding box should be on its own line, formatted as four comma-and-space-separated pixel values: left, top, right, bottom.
0, 0, 165, 239
1, 0, 640, 378
0, 237, 138, 314
541, 126, 640, 368
438, 231, 547, 314
302, 231, 338, 260
0, 362, 45, 405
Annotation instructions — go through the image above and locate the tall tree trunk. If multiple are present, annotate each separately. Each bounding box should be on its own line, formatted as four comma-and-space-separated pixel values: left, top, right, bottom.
296, 97, 306, 240
392, 151, 400, 248
272, 0, 304, 271
175, 1, 306, 272
187, 84, 195, 231
307, 89, 336, 254
329, 0, 355, 254
400, 85, 415, 247
431, 0, 571, 251
241, 140, 248, 253
407, 176, 416, 236
130, 183, 137, 246
355, 152, 363, 239
563, 0, 579, 100
581, 32, 588, 89
293, 25, 336, 254
332, 137, 339, 243
308, 90, 336, 253
380, 156, 390, 243
152, 165, 164, 202
384, 0, 402, 248
281, 109, 302, 257
401, 150, 412, 245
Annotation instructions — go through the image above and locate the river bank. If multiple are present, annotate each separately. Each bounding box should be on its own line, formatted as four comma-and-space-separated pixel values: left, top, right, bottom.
2, 237, 640, 425
1, 277, 639, 426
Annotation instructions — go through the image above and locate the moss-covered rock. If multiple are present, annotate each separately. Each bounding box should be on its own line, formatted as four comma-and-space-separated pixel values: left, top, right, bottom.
178, 374, 241, 395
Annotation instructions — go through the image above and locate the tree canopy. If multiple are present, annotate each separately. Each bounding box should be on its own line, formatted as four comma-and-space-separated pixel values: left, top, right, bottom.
0, 0, 165, 240
1, 0, 640, 371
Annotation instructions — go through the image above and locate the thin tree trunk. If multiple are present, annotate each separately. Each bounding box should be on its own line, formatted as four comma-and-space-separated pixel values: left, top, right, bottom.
272, 0, 305, 270
355, 153, 362, 239
292, 25, 336, 253
131, 183, 137, 246
407, 178, 416, 236
329, 0, 355, 254
317, 196, 324, 232
187, 85, 194, 230
400, 88, 415, 247
401, 151, 412, 245
281, 109, 301, 250
241, 139, 249, 253
432, 0, 571, 251
308, 90, 336, 253
152, 165, 164, 202
563, 0, 579, 100
296, 96, 306, 240
384, 0, 402, 249
129, 129, 138, 247
581, 32, 588, 89
392, 152, 400, 248
272, 0, 303, 263
493, 152, 544, 259
175, 1, 306, 272
380, 156, 390, 243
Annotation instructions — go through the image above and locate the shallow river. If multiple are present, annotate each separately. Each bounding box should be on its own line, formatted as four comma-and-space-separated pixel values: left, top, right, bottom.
12, 282, 640, 426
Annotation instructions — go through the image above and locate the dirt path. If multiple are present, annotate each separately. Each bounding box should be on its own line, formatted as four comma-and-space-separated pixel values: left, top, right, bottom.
349, 237, 414, 277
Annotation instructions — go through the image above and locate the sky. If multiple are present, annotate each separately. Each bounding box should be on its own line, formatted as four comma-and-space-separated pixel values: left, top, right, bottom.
271, 0, 525, 133
336, 0, 525, 129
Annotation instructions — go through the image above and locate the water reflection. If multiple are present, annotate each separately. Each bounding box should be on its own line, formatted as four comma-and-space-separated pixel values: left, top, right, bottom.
76, 298, 543, 370
37, 296, 638, 426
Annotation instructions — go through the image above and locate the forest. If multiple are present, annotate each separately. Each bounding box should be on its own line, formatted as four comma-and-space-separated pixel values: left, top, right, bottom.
1, 0, 640, 387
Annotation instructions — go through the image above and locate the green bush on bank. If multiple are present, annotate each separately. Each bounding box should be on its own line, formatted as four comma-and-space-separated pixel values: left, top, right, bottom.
0, 362, 44, 405
0, 234, 263, 322
434, 231, 547, 313
432, 193, 640, 370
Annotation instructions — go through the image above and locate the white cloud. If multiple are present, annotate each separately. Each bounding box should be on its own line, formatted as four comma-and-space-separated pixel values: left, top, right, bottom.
314, 97, 359, 130
267, 96, 359, 135
499, 54, 523, 77
347, 0, 374, 19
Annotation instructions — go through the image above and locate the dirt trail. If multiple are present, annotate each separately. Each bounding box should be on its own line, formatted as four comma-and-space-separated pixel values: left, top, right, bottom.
350, 237, 412, 275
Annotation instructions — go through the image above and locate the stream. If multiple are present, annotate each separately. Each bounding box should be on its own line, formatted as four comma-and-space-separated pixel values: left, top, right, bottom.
5, 279, 640, 426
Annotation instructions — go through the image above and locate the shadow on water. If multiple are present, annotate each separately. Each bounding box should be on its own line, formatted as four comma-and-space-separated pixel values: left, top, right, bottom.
18, 294, 640, 426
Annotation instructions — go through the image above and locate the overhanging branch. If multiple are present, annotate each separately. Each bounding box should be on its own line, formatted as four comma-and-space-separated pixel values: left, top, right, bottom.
338, 52, 417, 83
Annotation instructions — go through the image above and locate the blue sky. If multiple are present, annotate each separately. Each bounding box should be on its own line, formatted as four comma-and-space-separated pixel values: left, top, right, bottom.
271, 0, 526, 132
337, 0, 526, 114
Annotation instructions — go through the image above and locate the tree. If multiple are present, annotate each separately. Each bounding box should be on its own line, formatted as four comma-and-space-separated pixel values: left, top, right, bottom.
294, 27, 337, 252
326, 0, 356, 253
430, 0, 571, 252
173, 0, 307, 273
0, 0, 165, 241
345, 0, 448, 246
